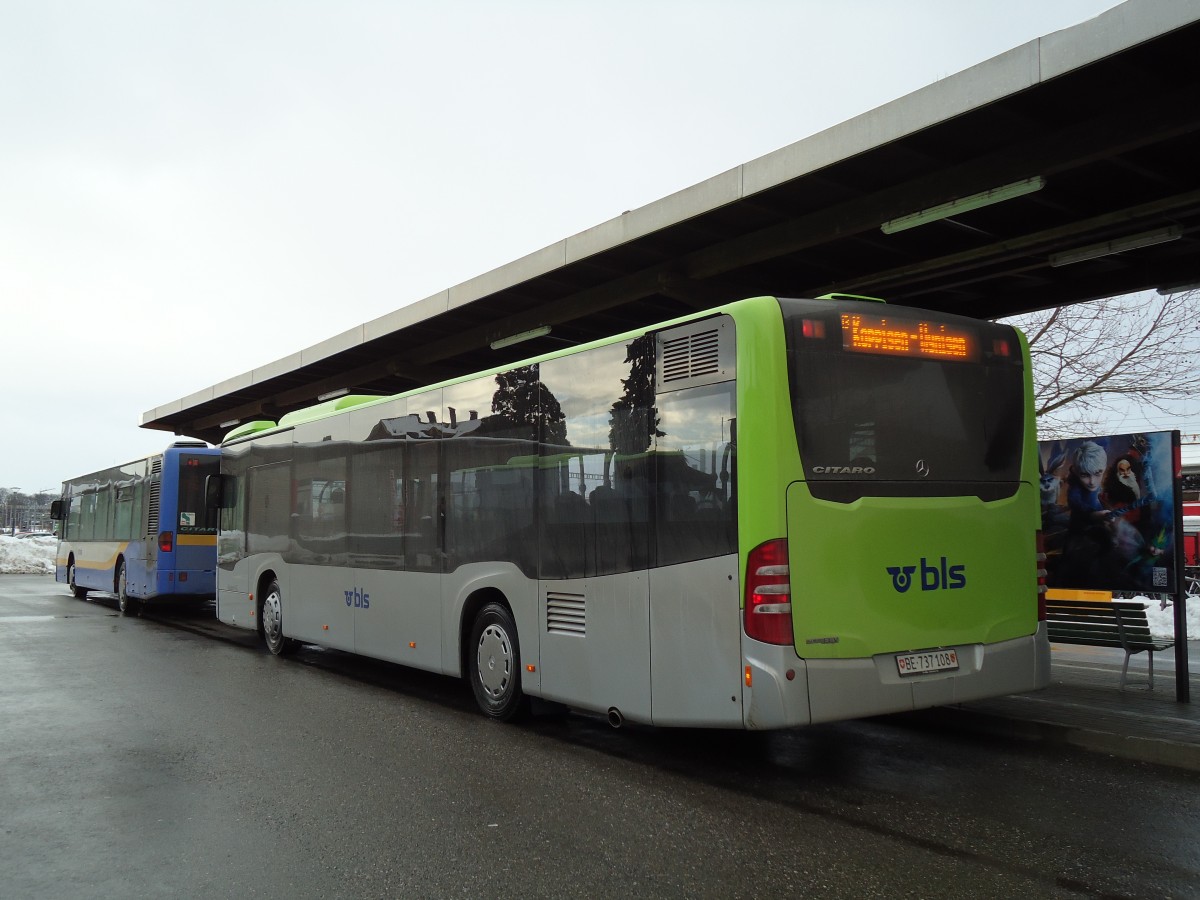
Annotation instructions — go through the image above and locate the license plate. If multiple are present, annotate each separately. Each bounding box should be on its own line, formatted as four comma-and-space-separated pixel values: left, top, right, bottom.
896, 648, 959, 677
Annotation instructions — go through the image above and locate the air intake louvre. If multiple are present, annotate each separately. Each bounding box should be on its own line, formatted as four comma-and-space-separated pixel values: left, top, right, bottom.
546, 591, 586, 635
146, 458, 162, 537
656, 316, 734, 393
662, 330, 720, 382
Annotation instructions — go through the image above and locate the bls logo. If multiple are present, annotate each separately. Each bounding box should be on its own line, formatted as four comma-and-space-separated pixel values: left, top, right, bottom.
344, 587, 370, 609
887, 557, 966, 593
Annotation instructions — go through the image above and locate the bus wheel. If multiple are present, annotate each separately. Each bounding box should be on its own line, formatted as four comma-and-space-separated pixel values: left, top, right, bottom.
468, 602, 527, 721
116, 561, 139, 617
68, 560, 88, 600
261, 579, 297, 656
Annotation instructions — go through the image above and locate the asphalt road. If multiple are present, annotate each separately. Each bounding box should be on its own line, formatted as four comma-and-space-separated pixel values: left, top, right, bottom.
2, 573, 1198, 899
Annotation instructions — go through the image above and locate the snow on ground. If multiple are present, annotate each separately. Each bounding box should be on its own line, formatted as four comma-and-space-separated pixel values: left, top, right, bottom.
0, 534, 1194, 637
1133, 594, 1197, 641
0, 535, 56, 575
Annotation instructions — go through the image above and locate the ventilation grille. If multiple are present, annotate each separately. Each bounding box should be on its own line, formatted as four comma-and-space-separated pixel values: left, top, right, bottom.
146, 459, 162, 537
662, 329, 720, 383
656, 316, 733, 393
546, 592, 586, 636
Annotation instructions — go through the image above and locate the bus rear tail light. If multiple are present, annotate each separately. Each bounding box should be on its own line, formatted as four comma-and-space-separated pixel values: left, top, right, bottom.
159, 531, 174, 553
1035, 530, 1047, 621
801, 319, 826, 340
744, 539, 793, 645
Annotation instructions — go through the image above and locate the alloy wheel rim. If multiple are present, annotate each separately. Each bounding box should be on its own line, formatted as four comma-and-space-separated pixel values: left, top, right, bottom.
476, 623, 513, 699
263, 591, 283, 644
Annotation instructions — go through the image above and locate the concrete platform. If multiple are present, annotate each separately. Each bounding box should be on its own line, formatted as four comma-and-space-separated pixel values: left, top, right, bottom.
915, 640, 1200, 772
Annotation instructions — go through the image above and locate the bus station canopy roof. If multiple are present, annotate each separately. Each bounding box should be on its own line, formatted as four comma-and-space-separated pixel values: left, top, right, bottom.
144, 0, 1200, 446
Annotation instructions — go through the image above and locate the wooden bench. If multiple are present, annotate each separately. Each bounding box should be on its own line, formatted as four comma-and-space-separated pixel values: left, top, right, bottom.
1044, 598, 1175, 690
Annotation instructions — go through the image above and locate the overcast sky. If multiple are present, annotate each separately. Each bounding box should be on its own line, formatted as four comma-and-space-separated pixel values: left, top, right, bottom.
1, 0, 1140, 493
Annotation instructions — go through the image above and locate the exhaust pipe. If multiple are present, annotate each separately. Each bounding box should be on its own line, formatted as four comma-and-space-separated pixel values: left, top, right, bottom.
607, 707, 624, 729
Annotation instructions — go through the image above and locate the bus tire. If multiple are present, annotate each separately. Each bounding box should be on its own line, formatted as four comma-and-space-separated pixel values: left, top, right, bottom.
68, 559, 88, 600
468, 601, 528, 721
261, 579, 297, 656
116, 560, 139, 617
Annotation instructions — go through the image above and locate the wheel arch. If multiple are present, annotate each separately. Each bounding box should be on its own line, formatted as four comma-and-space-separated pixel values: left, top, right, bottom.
459, 586, 512, 681
66, 554, 90, 600
112, 554, 126, 594
254, 568, 279, 638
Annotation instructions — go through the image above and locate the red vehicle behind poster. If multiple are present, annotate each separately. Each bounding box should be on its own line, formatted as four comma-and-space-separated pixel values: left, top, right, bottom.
1184, 500, 1199, 572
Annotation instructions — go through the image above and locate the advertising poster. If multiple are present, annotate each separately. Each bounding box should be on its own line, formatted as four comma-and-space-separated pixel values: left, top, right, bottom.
1039, 431, 1178, 593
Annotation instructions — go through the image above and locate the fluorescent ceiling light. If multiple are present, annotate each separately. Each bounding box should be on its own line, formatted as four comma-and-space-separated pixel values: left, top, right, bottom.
219, 418, 240, 429
490, 325, 551, 350
880, 177, 1045, 234
1049, 226, 1183, 267
317, 387, 350, 402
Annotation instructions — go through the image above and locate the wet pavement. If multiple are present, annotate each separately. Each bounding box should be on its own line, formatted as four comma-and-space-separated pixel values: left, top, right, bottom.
158, 600, 1200, 771
4, 574, 1198, 898
912, 639, 1200, 772
9, 572, 1198, 772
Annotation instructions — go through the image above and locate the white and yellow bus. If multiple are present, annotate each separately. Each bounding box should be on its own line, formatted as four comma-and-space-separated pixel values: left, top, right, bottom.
52, 443, 220, 615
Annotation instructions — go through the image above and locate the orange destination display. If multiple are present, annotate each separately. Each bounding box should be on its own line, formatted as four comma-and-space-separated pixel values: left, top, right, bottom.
840, 312, 979, 362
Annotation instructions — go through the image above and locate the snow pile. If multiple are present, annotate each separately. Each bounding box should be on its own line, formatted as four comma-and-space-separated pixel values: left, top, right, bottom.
1136, 594, 1197, 641
0, 535, 57, 575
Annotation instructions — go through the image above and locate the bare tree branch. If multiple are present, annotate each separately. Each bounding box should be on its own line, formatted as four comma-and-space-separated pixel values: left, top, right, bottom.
1000, 290, 1200, 437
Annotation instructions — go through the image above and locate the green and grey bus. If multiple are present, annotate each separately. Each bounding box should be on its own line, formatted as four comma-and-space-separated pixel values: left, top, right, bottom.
208, 295, 1050, 727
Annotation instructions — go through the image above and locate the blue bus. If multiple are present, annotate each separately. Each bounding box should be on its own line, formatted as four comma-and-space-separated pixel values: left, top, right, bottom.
51, 442, 221, 615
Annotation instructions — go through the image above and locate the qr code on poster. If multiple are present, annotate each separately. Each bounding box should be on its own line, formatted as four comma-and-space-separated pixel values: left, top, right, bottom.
1152, 568, 1168, 588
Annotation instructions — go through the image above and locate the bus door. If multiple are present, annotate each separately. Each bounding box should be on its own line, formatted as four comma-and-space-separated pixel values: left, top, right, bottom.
536, 448, 654, 722
648, 377, 742, 728
216, 459, 247, 614
218, 433, 292, 630
290, 425, 354, 651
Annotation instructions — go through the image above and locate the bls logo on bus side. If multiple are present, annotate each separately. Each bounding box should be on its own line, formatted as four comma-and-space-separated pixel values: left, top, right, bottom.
344, 587, 371, 609
886, 557, 966, 594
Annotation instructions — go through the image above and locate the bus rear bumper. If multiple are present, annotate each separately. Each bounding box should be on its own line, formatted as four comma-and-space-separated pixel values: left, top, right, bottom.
153, 570, 216, 598
743, 627, 1051, 729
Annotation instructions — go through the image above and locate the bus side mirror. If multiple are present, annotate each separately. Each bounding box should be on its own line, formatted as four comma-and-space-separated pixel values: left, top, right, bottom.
205, 475, 230, 510
49, 500, 65, 521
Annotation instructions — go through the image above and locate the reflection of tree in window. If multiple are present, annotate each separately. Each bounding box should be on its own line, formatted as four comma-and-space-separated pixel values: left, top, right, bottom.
490, 364, 567, 445
609, 336, 661, 454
